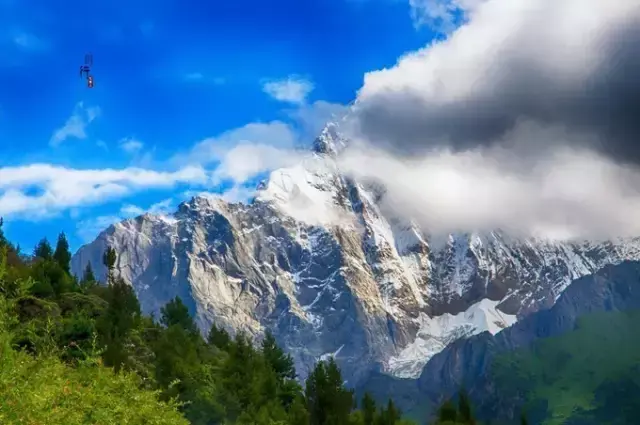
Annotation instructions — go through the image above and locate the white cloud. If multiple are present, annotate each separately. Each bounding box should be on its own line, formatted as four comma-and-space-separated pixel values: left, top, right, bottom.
263, 76, 314, 104
0, 164, 206, 219
50, 102, 101, 146
330, 0, 640, 241
178, 121, 299, 167
334, 124, 640, 241
119, 137, 144, 154
211, 143, 307, 184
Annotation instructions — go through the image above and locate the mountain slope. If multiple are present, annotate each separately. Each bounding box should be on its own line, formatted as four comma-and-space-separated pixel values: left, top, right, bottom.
72, 125, 640, 385
367, 260, 640, 424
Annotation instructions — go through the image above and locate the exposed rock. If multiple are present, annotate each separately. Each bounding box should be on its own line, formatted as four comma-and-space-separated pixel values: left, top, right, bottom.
72, 125, 640, 385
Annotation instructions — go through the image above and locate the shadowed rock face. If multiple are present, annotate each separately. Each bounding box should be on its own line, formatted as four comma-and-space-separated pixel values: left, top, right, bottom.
72, 126, 640, 385
362, 260, 640, 423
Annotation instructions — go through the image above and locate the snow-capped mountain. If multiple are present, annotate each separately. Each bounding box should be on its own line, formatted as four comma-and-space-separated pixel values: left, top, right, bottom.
71, 123, 640, 384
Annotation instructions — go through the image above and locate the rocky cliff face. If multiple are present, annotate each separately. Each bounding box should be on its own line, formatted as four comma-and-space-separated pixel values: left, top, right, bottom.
71, 124, 640, 384
400, 260, 640, 423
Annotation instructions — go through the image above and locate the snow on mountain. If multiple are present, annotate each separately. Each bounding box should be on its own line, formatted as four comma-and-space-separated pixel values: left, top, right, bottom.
387, 299, 517, 378
71, 123, 640, 385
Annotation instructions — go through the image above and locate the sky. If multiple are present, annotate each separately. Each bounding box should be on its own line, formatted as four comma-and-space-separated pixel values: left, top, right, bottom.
0, 0, 455, 252
2, 0, 640, 255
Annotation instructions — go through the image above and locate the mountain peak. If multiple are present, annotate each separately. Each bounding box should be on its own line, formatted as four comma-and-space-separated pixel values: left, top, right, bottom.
312, 122, 348, 156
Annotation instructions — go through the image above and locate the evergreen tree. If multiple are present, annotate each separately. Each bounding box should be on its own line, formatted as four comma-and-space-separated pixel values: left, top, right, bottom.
53, 232, 71, 274
521, 412, 529, 425
207, 323, 231, 350
377, 398, 401, 425
33, 238, 53, 260
362, 392, 377, 425
160, 296, 198, 335
81, 262, 96, 284
0, 217, 6, 246
262, 330, 296, 381
102, 246, 117, 284
306, 357, 354, 425
97, 275, 141, 372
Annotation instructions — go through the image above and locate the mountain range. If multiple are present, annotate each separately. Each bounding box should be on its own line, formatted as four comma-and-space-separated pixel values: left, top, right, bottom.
71, 123, 640, 411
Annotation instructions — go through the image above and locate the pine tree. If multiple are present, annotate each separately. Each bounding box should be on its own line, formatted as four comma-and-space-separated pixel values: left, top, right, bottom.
262, 330, 296, 381
102, 246, 117, 284
160, 296, 198, 335
207, 323, 231, 350
0, 217, 6, 246
520, 412, 529, 425
362, 392, 377, 425
53, 232, 72, 273
82, 262, 96, 283
97, 269, 141, 372
34, 238, 53, 260
306, 357, 354, 425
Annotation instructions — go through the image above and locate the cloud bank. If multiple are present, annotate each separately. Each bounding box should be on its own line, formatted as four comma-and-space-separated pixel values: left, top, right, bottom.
0, 164, 206, 220
332, 0, 640, 240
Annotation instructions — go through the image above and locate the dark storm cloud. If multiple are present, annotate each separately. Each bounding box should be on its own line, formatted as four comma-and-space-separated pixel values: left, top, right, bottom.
350, 0, 640, 164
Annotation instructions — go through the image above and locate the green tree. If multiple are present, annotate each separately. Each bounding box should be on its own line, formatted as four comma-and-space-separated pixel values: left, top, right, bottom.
96, 275, 141, 372
53, 232, 72, 274
102, 246, 117, 284
362, 392, 377, 425
207, 323, 231, 350
161, 296, 198, 335
305, 357, 354, 425
262, 330, 296, 381
33, 238, 53, 260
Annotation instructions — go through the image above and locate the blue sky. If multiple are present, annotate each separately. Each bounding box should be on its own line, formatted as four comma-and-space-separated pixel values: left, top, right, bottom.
0, 0, 458, 253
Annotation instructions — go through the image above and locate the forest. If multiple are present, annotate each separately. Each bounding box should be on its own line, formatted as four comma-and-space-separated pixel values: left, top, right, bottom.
0, 219, 504, 425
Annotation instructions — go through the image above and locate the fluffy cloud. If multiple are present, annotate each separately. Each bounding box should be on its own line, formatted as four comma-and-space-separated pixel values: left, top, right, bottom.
263, 76, 314, 104
175, 121, 306, 185
352, 0, 640, 162
0, 164, 206, 219
332, 0, 640, 240
50, 102, 101, 146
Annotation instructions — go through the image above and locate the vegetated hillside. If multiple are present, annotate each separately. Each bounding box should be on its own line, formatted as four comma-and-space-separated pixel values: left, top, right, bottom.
490, 310, 640, 425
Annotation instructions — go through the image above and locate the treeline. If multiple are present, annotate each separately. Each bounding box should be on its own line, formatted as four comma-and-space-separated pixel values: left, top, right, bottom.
0, 221, 519, 425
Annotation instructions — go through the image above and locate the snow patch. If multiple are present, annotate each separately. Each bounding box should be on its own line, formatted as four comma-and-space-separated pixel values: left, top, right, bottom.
386, 299, 517, 379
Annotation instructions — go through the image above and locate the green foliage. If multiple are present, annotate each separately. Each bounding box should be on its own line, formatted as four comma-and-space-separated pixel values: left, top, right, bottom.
161, 296, 198, 335
306, 357, 355, 425
34, 237, 53, 260
53, 232, 72, 274
0, 334, 188, 424
207, 323, 231, 350
492, 310, 640, 425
